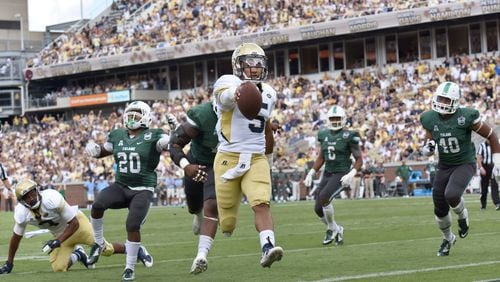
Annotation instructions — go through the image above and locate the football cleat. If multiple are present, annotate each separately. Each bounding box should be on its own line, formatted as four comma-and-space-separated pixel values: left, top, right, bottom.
458, 218, 469, 238
437, 234, 456, 256
322, 229, 334, 245
260, 243, 283, 268
190, 255, 208, 275
122, 268, 135, 281
335, 225, 344, 246
87, 242, 104, 265
192, 214, 202, 235
73, 245, 90, 269
137, 246, 153, 268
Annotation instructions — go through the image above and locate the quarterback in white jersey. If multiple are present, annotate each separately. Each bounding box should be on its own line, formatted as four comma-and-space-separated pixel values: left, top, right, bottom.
214, 74, 276, 154
213, 42, 283, 269
0, 179, 93, 274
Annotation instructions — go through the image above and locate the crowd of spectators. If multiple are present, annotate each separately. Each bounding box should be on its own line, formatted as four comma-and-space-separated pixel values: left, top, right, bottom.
28, 0, 448, 67
2, 53, 499, 205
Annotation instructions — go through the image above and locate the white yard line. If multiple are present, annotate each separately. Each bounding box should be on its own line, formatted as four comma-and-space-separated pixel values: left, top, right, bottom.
305, 261, 500, 282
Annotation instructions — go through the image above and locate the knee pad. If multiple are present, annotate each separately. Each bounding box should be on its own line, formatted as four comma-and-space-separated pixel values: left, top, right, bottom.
434, 207, 450, 218
220, 216, 237, 235
51, 261, 68, 272
91, 201, 106, 212
101, 240, 115, 256
314, 205, 323, 218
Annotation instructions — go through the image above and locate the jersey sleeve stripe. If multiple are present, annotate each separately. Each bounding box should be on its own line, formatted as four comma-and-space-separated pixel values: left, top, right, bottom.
220, 110, 233, 142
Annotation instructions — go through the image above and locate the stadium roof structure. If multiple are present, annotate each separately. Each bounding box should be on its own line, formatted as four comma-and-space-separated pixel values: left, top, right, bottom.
45, 19, 89, 33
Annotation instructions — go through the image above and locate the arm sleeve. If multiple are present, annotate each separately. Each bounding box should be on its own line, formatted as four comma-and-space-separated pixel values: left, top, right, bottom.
13, 222, 26, 236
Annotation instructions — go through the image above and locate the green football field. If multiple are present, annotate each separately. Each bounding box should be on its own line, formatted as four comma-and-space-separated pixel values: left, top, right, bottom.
1, 195, 500, 282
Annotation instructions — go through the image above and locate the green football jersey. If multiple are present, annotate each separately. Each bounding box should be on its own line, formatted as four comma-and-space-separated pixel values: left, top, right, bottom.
108, 128, 164, 190
420, 107, 480, 165
186, 101, 219, 165
318, 129, 360, 173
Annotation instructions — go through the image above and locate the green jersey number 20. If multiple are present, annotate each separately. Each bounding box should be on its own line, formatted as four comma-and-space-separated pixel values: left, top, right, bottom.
117, 152, 141, 173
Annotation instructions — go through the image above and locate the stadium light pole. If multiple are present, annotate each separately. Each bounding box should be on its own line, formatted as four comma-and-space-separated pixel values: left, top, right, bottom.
19, 85, 25, 116
14, 13, 24, 51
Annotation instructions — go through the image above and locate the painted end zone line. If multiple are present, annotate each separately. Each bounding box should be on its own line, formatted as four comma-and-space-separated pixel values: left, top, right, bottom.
305, 260, 500, 282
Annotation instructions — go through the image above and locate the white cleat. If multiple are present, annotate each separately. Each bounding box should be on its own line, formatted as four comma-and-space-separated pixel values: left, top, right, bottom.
190, 255, 208, 275
137, 246, 154, 268
260, 246, 284, 268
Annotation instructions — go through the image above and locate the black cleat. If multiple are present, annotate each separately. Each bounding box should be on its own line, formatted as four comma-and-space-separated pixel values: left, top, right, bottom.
323, 229, 334, 245
122, 268, 135, 281
437, 234, 456, 256
457, 218, 469, 238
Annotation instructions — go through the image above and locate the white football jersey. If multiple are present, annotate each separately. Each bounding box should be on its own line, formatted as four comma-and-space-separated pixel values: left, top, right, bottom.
213, 75, 277, 154
13, 189, 78, 236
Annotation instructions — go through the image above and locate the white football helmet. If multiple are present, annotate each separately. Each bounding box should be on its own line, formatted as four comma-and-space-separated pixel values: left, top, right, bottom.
432, 82, 461, 114
15, 179, 41, 210
327, 105, 347, 131
123, 101, 152, 130
232, 42, 268, 82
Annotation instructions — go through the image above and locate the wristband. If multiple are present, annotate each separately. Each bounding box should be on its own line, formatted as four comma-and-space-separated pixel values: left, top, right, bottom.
180, 158, 190, 169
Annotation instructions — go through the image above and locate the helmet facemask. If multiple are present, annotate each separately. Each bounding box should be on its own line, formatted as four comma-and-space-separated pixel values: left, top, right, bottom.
432, 82, 461, 114
123, 101, 152, 130
236, 55, 268, 82
327, 106, 347, 131
232, 43, 268, 82
15, 180, 41, 210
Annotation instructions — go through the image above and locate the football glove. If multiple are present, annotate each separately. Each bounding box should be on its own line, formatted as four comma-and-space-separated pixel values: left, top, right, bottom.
166, 114, 179, 130
156, 134, 170, 151
0, 261, 13, 274
304, 169, 316, 187
85, 142, 101, 158
42, 239, 61, 254
422, 139, 436, 156
340, 169, 357, 187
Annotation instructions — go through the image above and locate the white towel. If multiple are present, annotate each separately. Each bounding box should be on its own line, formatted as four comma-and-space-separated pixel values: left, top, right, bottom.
221, 153, 252, 181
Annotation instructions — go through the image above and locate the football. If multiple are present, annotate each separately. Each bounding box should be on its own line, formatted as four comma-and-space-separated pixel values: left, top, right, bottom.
237, 82, 262, 120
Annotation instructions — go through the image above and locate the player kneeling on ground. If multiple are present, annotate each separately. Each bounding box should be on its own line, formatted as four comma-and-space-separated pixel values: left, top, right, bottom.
0, 179, 93, 273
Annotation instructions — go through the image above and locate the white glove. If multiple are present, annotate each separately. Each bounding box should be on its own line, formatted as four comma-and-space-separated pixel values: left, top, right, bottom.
156, 134, 170, 151
422, 139, 436, 156
340, 168, 357, 187
85, 142, 101, 158
167, 114, 179, 130
493, 153, 500, 183
304, 169, 316, 187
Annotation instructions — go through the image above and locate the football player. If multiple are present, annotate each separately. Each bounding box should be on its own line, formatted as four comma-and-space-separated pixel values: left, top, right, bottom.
420, 81, 500, 256
168, 101, 219, 274
304, 105, 362, 245
0, 179, 94, 273
213, 42, 283, 268
0, 178, 153, 275
85, 101, 168, 280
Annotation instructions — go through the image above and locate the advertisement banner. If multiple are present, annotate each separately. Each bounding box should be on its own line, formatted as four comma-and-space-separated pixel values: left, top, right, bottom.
69, 93, 108, 107
107, 90, 130, 103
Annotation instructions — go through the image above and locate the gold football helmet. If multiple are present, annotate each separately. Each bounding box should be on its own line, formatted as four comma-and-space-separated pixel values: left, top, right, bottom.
15, 179, 41, 209
231, 43, 268, 82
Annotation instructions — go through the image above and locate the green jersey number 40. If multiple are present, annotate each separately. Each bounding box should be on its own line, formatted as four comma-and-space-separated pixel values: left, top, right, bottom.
439, 137, 460, 154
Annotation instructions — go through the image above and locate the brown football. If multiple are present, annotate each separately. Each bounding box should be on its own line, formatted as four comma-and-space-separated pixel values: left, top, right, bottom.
237, 82, 262, 120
